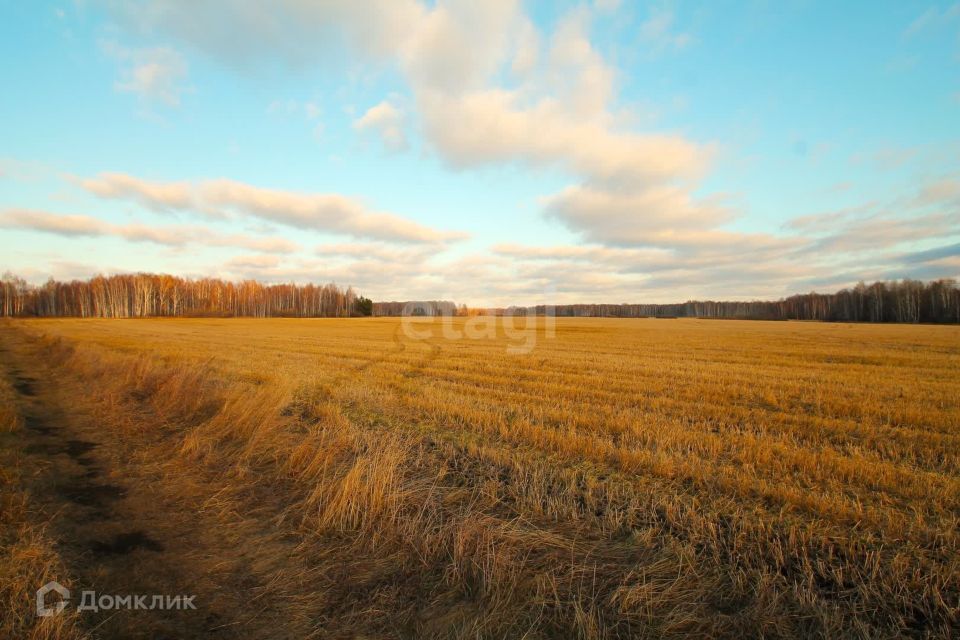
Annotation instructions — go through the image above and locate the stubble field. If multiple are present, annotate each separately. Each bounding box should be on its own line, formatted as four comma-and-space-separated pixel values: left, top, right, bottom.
2, 317, 958, 638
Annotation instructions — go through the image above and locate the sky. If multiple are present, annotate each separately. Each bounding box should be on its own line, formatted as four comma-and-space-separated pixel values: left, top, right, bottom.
1, 0, 959, 306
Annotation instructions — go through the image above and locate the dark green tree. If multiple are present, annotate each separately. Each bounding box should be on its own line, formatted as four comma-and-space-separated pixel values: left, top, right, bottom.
355, 296, 374, 317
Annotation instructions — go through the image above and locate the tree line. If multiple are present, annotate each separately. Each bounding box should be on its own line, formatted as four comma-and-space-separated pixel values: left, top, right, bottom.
516, 279, 960, 324
372, 280, 959, 324
1, 272, 372, 318
3, 274, 958, 323
372, 300, 460, 317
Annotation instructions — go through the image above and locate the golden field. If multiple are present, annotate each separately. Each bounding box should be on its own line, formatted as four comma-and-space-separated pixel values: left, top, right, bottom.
1, 317, 959, 638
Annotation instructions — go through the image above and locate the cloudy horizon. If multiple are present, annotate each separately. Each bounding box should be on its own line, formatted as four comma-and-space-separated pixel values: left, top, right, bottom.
2, 1, 959, 306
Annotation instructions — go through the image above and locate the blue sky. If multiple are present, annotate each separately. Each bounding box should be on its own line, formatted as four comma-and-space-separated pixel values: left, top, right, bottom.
1, 0, 958, 305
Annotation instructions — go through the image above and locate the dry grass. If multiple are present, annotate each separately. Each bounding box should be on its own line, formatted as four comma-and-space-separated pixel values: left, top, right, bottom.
0, 362, 88, 640
3, 317, 960, 638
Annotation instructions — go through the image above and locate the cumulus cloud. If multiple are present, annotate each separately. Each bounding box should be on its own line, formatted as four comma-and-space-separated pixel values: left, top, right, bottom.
0, 208, 299, 253
543, 184, 731, 245
354, 100, 408, 151
545, 10, 616, 117
510, 19, 540, 78
1, 209, 183, 244
394, 4, 709, 188
400, 0, 519, 94
79, 172, 467, 243
417, 91, 706, 186
200, 179, 465, 243
80, 172, 194, 213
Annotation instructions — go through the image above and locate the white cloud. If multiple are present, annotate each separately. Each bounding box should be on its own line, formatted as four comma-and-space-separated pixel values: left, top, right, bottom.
798, 198, 960, 257
491, 175, 960, 302
399, 0, 520, 95
79, 172, 468, 244
199, 179, 459, 242
0, 208, 300, 253
809, 210, 960, 254
787, 178, 960, 256
354, 100, 408, 151
1, 210, 111, 237
79, 172, 194, 212
510, 19, 540, 79
417, 90, 707, 185
545, 9, 615, 118
543, 184, 731, 245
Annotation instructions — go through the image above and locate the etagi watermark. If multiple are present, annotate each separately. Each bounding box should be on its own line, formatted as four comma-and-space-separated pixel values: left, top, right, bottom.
399, 302, 557, 355
37, 581, 196, 617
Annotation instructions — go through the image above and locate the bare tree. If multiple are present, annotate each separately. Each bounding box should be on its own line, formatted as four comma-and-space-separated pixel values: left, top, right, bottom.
0, 273, 361, 318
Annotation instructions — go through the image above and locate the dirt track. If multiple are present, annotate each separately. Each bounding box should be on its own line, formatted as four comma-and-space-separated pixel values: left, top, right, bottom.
1, 329, 308, 639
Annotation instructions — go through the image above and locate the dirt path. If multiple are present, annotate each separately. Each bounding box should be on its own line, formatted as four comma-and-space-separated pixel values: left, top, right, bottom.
1, 329, 312, 639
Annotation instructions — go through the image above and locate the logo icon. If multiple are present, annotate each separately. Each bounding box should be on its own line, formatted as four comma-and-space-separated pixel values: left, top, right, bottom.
37, 581, 70, 617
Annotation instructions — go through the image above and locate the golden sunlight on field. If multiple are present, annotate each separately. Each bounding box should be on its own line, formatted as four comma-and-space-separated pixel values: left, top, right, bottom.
2, 317, 959, 638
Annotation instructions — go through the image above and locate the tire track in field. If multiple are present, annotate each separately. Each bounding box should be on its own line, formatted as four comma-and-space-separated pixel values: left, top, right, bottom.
335, 319, 440, 381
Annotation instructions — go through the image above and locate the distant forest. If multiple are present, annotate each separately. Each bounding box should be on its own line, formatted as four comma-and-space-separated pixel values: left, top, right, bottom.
373, 300, 460, 317
380, 279, 960, 324
0, 272, 371, 318
519, 279, 960, 324
2, 273, 958, 323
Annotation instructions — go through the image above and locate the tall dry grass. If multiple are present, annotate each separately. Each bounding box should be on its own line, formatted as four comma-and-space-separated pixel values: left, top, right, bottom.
0, 362, 88, 640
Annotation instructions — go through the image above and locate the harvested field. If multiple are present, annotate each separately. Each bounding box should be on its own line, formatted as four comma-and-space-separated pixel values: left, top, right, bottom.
2, 317, 959, 638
